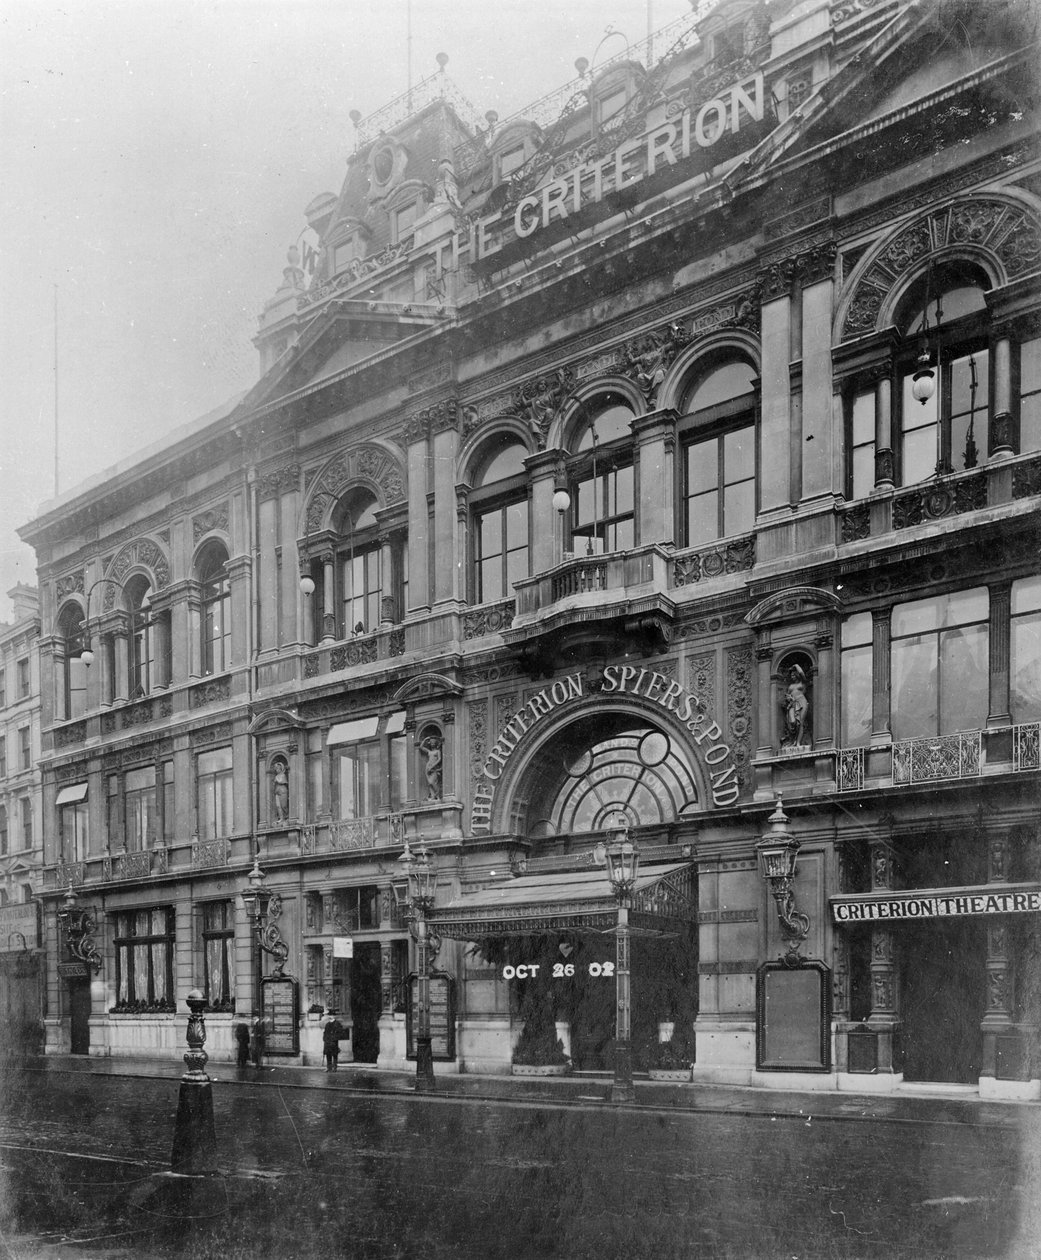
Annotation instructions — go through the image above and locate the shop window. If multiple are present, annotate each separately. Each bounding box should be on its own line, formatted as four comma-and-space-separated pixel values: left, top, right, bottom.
57, 782, 89, 861
201, 902, 235, 1012
58, 604, 87, 720
124, 765, 156, 851
198, 542, 231, 676
679, 359, 757, 547
567, 396, 636, 556
113, 907, 174, 1012
20, 798, 32, 849
17, 658, 29, 698
470, 434, 530, 603
896, 267, 991, 483
840, 613, 873, 748
197, 748, 233, 840
890, 587, 989, 740
19, 726, 30, 771
1011, 575, 1041, 724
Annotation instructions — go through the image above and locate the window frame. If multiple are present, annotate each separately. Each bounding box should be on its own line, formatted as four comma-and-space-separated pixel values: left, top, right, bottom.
113, 907, 175, 1012
468, 437, 531, 605
17, 658, 29, 699
19, 725, 30, 771
197, 747, 234, 841
127, 577, 156, 698
124, 764, 157, 852
200, 901, 236, 1013
199, 544, 231, 677
19, 797, 32, 850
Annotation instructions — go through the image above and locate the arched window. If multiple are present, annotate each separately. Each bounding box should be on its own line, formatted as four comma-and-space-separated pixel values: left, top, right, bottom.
127, 577, 155, 697
198, 543, 230, 676
58, 604, 87, 720
337, 491, 382, 636
470, 434, 530, 603
679, 358, 758, 547
895, 264, 991, 483
566, 395, 636, 555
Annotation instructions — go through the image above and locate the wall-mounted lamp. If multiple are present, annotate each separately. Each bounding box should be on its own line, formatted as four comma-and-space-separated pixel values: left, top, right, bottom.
755, 796, 809, 965
56, 884, 101, 971
240, 858, 290, 976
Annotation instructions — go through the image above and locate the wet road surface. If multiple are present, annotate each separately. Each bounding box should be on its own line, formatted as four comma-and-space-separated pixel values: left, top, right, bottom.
0, 1060, 1037, 1260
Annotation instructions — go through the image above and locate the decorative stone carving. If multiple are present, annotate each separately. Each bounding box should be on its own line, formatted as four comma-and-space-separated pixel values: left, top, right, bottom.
622, 322, 690, 404
257, 464, 300, 501
56, 571, 84, 602
272, 756, 290, 824
468, 699, 489, 791
190, 678, 230, 709
418, 732, 443, 800
331, 638, 378, 670
780, 663, 811, 749
192, 505, 230, 542
687, 654, 716, 714
463, 601, 515, 639
725, 645, 753, 789
517, 367, 575, 450
104, 538, 171, 606
306, 445, 405, 531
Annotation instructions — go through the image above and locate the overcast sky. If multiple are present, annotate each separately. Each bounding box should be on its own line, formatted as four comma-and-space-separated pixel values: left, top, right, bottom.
0, 0, 697, 621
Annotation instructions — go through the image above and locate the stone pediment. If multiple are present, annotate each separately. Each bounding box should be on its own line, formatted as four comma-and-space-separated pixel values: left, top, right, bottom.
746, 587, 840, 628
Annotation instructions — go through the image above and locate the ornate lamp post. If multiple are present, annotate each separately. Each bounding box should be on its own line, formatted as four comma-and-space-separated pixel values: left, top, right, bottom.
392, 843, 437, 1092
604, 811, 639, 1104
170, 989, 217, 1175
755, 796, 809, 966
240, 858, 290, 1015
56, 884, 101, 972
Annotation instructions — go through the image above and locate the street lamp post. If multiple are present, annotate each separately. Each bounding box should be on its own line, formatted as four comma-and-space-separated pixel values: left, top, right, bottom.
604, 812, 639, 1105
56, 884, 102, 971
392, 843, 437, 1092
240, 858, 290, 1017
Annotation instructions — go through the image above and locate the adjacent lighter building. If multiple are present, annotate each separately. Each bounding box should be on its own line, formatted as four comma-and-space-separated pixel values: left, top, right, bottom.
20, 0, 1041, 1095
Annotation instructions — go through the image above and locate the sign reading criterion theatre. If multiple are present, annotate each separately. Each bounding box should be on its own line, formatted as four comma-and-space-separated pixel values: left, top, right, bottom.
471, 667, 740, 833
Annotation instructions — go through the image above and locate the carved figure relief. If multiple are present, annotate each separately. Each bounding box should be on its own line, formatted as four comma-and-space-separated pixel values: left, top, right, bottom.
781, 662, 811, 749
271, 756, 290, 824
418, 731, 443, 800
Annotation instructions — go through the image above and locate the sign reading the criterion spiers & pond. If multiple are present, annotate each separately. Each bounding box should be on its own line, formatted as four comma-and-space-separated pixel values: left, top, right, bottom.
832, 886, 1041, 923
470, 667, 739, 834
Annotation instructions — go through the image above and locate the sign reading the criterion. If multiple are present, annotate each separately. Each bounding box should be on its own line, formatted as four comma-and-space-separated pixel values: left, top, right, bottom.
471, 667, 739, 834
832, 886, 1041, 923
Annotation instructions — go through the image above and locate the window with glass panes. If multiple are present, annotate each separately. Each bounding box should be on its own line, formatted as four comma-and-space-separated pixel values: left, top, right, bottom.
197, 748, 233, 839
124, 765, 156, 850
1018, 334, 1041, 454
201, 902, 235, 1012
19, 726, 30, 770
128, 578, 155, 696
60, 605, 87, 719
114, 908, 174, 1011
847, 389, 876, 500
0, 736, 5, 778
471, 436, 529, 603
840, 613, 874, 747
897, 269, 990, 483
334, 885, 380, 931
342, 546, 382, 635
20, 798, 31, 848
1010, 575, 1041, 724
569, 401, 635, 555
17, 659, 29, 698
199, 545, 231, 676
61, 799, 89, 862
162, 761, 175, 841
336, 742, 381, 819
890, 587, 989, 740
681, 361, 757, 547
0, 807, 7, 856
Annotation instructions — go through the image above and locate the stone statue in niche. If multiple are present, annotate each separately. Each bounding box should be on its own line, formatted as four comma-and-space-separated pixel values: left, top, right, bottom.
418, 735, 443, 800
272, 758, 290, 824
781, 663, 811, 748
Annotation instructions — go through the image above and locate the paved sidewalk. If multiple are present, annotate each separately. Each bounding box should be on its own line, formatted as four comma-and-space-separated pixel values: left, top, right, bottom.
27, 1053, 1037, 1129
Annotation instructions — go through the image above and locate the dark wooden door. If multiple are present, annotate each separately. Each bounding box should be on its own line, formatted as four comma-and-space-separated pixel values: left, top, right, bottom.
69, 978, 91, 1056
900, 919, 985, 1083
350, 943, 382, 1063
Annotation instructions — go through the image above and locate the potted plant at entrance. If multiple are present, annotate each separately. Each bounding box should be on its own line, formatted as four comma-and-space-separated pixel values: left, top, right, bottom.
647, 1022, 694, 1082
512, 983, 571, 1076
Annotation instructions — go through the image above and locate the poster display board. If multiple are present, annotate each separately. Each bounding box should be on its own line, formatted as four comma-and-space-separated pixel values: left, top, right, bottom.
756, 959, 831, 1071
261, 974, 299, 1056
406, 971, 456, 1062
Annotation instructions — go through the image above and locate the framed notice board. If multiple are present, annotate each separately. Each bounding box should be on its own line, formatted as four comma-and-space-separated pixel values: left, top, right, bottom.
261, 974, 300, 1056
406, 971, 456, 1062
756, 959, 831, 1071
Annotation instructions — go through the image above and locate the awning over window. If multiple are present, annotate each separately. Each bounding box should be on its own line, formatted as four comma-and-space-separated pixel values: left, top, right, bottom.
327, 716, 380, 746
428, 861, 696, 940
385, 710, 407, 735
55, 783, 88, 805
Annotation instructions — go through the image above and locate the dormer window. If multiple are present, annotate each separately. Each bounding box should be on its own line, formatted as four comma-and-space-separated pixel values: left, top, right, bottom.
499, 145, 526, 179
597, 84, 628, 129
712, 20, 745, 65
394, 202, 419, 243
332, 235, 364, 274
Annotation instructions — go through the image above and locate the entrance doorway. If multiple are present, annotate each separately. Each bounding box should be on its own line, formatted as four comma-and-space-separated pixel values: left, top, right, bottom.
350, 943, 382, 1063
900, 919, 985, 1083
69, 978, 91, 1056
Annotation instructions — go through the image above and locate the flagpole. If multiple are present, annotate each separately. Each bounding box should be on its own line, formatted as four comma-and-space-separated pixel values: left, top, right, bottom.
54, 284, 59, 497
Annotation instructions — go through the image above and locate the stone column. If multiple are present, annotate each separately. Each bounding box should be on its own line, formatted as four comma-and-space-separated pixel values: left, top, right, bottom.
258, 492, 279, 652
379, 537, 395, 627
755, 643, 774, 757
321, 554, 336, 641
524, 449, 563, 574
632, 409, 677, 545
226, 555, 251, 669
990, 334, 1014, 459
279, 480, 301, 648
757, 263, 795, 514
405, 413, 430, 615
431, 401, 460, 608
870, 608, 891, 741
814, 626, 835, 748
867, 837, 900, 1073
112, 628, 129, 704
988, 581, 1012, 728
874, 371, 895, 488
981, 830, 1015, 1079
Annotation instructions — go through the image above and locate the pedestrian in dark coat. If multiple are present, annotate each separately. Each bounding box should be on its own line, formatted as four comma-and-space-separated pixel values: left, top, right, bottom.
249, 1014, 266, 1068
323, 1015, 346, 1071
234, 1021, 251, 1069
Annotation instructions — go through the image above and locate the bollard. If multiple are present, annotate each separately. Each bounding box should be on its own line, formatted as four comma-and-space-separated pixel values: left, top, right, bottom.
170, 989, 217, 1175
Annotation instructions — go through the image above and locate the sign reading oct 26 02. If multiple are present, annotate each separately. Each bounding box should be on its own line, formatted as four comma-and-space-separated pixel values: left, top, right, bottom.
471, 667, 739, 834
